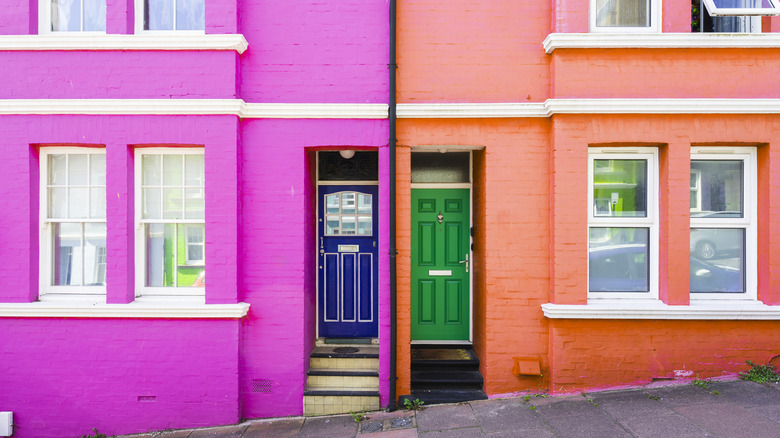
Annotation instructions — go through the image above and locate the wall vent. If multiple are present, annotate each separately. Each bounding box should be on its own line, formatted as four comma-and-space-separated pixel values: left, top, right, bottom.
252, 379, 274, 393
137, 395, 157, 402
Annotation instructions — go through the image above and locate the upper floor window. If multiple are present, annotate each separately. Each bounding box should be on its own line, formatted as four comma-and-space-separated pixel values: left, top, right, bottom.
590, 0, 660, 32
588, 148, 659, 300
137, 0, 205, 32
135, 148, 205, 297
690, 147, 756, 300
698, 0, 780, 32
41, 0, 106, 33
40, 148, 107, 296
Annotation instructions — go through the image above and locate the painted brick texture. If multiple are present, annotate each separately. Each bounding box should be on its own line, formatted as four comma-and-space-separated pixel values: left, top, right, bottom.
0, 318, 240, 438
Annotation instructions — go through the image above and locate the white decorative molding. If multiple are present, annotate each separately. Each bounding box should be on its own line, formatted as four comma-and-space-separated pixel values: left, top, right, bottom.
0, 34, 248, 53
0, 301, 250, 318
4, 99, 780, 118
242, 103, 389, 119
0, 99, 244, 115
396, 103, 547, 118
542, 301, 780, 320
546, 98, 780, 115
543, 33, 780, 54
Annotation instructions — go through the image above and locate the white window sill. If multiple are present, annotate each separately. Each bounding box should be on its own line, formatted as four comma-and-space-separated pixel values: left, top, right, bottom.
0, 34, 247, 53
542, 299, 780, 320
544, 33, 780, 54
0, 299, 249, 318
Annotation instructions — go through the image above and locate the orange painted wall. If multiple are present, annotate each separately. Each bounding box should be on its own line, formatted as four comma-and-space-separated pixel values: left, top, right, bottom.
397, 0, 550, 103
396, 119, 553, 396
551, 48, 780, 99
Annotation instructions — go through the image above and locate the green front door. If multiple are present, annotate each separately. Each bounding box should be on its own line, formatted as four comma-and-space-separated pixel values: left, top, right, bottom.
411, 188, 470, 341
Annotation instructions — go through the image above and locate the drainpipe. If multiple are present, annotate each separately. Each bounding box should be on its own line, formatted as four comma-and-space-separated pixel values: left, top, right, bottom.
388, 0, 399, 411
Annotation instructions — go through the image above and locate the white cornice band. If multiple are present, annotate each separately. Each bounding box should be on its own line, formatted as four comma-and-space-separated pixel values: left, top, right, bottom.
542, 301, 780, 320
0, 34, 248, 53
0, 302, 250, 318
544, 33, 780, 54
4, 99, 780, 118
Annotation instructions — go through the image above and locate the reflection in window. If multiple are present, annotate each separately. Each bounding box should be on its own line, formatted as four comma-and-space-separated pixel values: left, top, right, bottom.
592, 159, 647, 218
324, 192, 373, 236
689, 160, 742, 218
144, 0, 204, 30
690, 228, 745, 293
589, 228, 649, 292
594, 0, 650, 27
50, 0, 106, 32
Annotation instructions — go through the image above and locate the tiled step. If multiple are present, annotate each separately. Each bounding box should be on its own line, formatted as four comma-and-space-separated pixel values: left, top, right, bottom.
304, 345, 380, 416
309, 345, 379, 370
303, 391, 380, 416
306, 371, 379, 390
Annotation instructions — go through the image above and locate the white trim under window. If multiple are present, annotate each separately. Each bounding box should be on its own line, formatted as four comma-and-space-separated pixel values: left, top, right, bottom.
135, 0, 205, 34
39, 147, 107, 297
589, 0, 660, 33
690, 147, 757, 301
134, 147, 205, 297
588, 147, 659, 301
39, 0, 107, 34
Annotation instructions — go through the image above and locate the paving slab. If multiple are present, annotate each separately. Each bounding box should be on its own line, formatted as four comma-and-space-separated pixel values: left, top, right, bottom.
617, 412, 713, 438
415, 403, 478, 432
544, 411, 632, 438
645, 385, 722, 407
360, 428, 418, 437
484, 427, 556, 438
531, 397, 602, 420
469, 398, 547, 434
120, 430, 193, 438
588, 389, 675, 419
243, 418, 303, 437
675, 402, 780, 438
749, 404, 780, 422
708, 380, 780, 407
187, 424, 248, 438
298, 414, 358, 438
418, 427, 483, 437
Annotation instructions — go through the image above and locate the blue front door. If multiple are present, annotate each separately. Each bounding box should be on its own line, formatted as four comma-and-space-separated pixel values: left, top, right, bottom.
318, 185, 379, 337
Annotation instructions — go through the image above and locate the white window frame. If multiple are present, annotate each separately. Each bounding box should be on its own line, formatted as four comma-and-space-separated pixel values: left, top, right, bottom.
134, 0, 206, 34
39, 0, 107, 34
690, 168, 702, 212
39, 147, 107, 297
690, 147, 757, 301
134, 147, 205, 298
701, 0, 780, 16
589, 0, 661, 33
588, 147, 659, 301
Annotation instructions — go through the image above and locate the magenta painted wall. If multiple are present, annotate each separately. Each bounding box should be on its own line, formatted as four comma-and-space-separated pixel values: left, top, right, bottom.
0, 318, 240, 438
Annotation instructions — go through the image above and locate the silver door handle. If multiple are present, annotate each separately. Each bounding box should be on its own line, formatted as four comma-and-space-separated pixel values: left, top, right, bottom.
458, 254, 469, 273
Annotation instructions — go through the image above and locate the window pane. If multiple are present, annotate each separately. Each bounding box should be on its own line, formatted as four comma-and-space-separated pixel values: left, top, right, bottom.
69, 154, 88, 185
595, 0, 650, 27
358, 217, 372, 235
68, 187, 89, 218
145, 0, 173, 30
592, 159, 647, 218
326, 217, 339, 235
176, 0, 205, 30
690, 160, 743, 218
691, 228, 745, 293
342, 217, 356, 235
49, 154, 67, 185
84, 223, 107, 285
411, 152, 470, 183
83, 0, 106, 31
143, 188, 161, 219
53, 223, 83, 285
90, 154, 106, 185
184, 188, 204, 220
162, 187, 183, 219
711, 0, 773, 8
184, 154, 205, 186
52, 0, 82, 31
163, 154, 183, 186
358, 194, 372, 214
184, 224, 205, 265
49, 187, 67, 218
342, 193, 356, 214
143, 154, 161, 186
326, 194, 339, 214
589, 227, 649, 292
90, 187, 106, 219
145, 223, 170, 287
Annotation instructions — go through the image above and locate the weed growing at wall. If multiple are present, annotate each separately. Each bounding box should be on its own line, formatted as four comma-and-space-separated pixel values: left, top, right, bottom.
739, 360, 780, 384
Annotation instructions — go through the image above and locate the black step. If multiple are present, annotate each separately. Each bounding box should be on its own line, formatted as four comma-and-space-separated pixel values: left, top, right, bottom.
409, 389, 488, 405
412, 370, 483, 385
411, 347, 480, 368
310, 346, 378, 359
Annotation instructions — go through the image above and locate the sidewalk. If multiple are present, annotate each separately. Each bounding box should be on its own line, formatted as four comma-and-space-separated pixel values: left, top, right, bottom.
119, 380, 780, 437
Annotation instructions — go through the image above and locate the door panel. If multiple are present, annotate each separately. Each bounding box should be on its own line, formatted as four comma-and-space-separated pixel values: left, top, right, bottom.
318, 185, 378, 337
411, 188, 470, 341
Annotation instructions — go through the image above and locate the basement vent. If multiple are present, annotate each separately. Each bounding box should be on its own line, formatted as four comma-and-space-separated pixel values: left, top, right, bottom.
137, 396, 157, 402
252, 379, 274, 393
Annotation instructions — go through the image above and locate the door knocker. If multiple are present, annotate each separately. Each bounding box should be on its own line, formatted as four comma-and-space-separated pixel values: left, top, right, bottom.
437, 211, 444, 224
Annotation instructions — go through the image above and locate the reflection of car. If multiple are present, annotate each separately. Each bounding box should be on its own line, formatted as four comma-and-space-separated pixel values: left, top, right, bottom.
690, 257, 742, 293
690, 228, 742, 260
589, 244, 648, 292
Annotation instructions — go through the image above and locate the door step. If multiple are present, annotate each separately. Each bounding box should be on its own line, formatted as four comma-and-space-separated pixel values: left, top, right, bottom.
409, 345, 487, 405
304, 345, 380, 416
